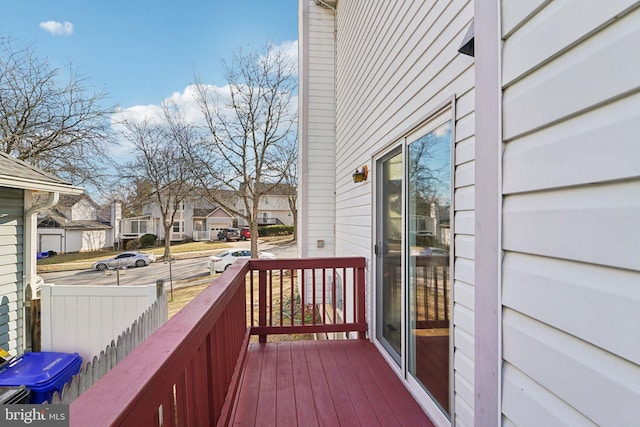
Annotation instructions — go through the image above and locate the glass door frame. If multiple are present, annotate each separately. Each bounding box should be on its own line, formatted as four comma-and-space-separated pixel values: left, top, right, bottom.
372, 105, 455, 423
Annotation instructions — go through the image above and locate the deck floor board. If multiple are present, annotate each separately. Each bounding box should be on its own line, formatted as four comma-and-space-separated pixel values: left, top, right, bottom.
230, 339, 435, 426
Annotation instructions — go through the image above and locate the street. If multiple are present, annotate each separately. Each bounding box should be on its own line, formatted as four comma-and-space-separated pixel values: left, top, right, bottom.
39, 240, 297, 287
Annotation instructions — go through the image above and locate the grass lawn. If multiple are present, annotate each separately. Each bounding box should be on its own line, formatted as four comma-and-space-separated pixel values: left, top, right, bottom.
167, 268, 314, 342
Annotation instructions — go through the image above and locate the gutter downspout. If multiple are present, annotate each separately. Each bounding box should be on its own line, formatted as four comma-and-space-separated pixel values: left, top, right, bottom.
23, 191, 59, 352
24, 191, 59, 295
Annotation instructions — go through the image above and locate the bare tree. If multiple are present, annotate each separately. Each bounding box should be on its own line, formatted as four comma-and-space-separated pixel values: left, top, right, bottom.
0, 36, 115, 189
104, 179, 154, 218
117, 102, 198, 259
190, 42, 297, 256
271, 136, 298, 241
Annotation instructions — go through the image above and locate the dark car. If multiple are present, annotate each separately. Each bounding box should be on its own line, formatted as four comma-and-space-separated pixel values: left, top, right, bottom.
217, 228, 240, 242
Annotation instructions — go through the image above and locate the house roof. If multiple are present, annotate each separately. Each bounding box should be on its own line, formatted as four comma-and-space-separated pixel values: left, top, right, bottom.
193, 208, 213, 218
0, 152, 84, 194
38, 211, 112, 230
239, 182, 296, 196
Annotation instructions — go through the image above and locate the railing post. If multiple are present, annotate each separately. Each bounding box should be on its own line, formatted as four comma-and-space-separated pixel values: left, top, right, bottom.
357, 265, 366, 339
259, 270, 267, 343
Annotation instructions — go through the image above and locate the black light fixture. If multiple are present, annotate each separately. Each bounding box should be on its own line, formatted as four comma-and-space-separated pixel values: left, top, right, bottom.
352, 165, 368, 183
458, 21, 475, 57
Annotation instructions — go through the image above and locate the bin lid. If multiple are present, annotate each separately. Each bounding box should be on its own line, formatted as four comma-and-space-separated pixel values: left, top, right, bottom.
0, 352, 82, 388
0, 385, 29, 404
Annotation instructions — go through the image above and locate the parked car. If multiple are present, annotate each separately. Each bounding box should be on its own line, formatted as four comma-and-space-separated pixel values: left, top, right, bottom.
217, 228, 240, 242
240, 227, 255, 240
207, 249, 276, 273
92, 251, 156, 271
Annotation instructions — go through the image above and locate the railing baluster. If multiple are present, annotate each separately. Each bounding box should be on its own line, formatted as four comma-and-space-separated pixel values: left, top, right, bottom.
332, 268, 337, 325
291, 269, 295, 327
301, 269, 306, 326
357, 264, 366, 339
250, 272, 255, 326
322, 268, 327, 325
279, 269, 284, 327
312, 269, 316, 326
352, 267, 356, 325
259, 270, 267, 343
269, 270, 273, 327
342, 267, 347, 325
433, 266, 439, 321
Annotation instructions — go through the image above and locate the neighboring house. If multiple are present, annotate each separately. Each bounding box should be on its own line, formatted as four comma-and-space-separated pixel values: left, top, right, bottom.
121, 185, 295, 243
299, 1, 639, 426
37, 193, 113, 253
237, 183, 296, 227
0, 152, 83, 355
121, 197, 235, 243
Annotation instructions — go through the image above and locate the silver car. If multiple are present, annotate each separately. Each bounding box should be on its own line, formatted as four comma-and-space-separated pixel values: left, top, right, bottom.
92, 251, 156, 271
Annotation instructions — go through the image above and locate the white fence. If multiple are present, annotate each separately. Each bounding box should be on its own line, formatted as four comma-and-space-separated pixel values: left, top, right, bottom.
193, 230, 212, 241
40, 282, 162, 364
50, 294, 167, 404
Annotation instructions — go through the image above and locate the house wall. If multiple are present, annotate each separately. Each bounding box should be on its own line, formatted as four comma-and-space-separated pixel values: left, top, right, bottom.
70, 198, 96, 221
238, 194, 294, 226
299, 0, 338, 257
330, 0, 475, 424
0, 187, 24, 354
500, 2, 640, 425
79, 230, 109, 252
206, 210, 233, 235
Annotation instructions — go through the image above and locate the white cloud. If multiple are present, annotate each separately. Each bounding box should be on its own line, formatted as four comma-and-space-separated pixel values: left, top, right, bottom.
39, 21, 74, 36
109, 39, 299, 161
278, 40, 298, 69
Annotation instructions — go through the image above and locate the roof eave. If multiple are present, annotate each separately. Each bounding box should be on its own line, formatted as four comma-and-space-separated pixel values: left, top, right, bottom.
0, 176, 84, 195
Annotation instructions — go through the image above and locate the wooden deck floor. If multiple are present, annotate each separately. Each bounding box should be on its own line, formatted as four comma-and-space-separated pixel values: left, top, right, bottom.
229, 339, 435, 426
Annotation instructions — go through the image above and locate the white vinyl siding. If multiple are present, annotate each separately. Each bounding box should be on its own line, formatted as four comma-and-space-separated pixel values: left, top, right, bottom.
299, 0, 337, 257
501, 2, 640, 425
333, 0, 475, 422
0, 187, 24, 354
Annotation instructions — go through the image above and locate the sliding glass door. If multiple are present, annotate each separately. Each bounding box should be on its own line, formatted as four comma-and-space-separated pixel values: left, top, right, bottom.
376, 113, 452, 416
376, 149, 403, 361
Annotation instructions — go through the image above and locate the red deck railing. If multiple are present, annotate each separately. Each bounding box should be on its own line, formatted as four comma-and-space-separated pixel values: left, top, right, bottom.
69, 257, 367, 427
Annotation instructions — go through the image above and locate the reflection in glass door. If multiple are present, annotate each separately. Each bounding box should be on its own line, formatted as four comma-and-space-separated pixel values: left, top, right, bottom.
376, 150, 403, 361
375, 115, 452, 417
407, 120, 452, 414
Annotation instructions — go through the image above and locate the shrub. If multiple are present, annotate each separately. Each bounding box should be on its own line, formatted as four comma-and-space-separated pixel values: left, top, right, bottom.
258, 225, 294, 236
126, 239, 141, 250
140, 233, 157, 248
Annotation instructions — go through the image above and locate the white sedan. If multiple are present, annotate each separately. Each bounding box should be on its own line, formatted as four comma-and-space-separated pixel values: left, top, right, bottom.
207, 249, 276, 273
92, 251, 156, 271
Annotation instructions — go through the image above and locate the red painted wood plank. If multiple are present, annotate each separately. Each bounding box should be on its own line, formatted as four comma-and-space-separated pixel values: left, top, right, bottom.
302, 341, 340, 426
353, 341, 435, 426
232, 344, 263, 425
250, 322, 367, 336
275, 344, 298, 425
248, 257, 366, 271
254, 343, 278, 424
289, 342, 320, 427
313, 342, 362, 426
218, 329, 251, 427
323, 341, 381, 426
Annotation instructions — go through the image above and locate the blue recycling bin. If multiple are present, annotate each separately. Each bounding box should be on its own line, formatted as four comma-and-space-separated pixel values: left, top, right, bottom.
0, 352, 82, 404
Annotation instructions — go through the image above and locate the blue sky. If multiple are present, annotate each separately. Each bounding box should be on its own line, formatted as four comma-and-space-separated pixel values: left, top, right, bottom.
1, 0, 299, 109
